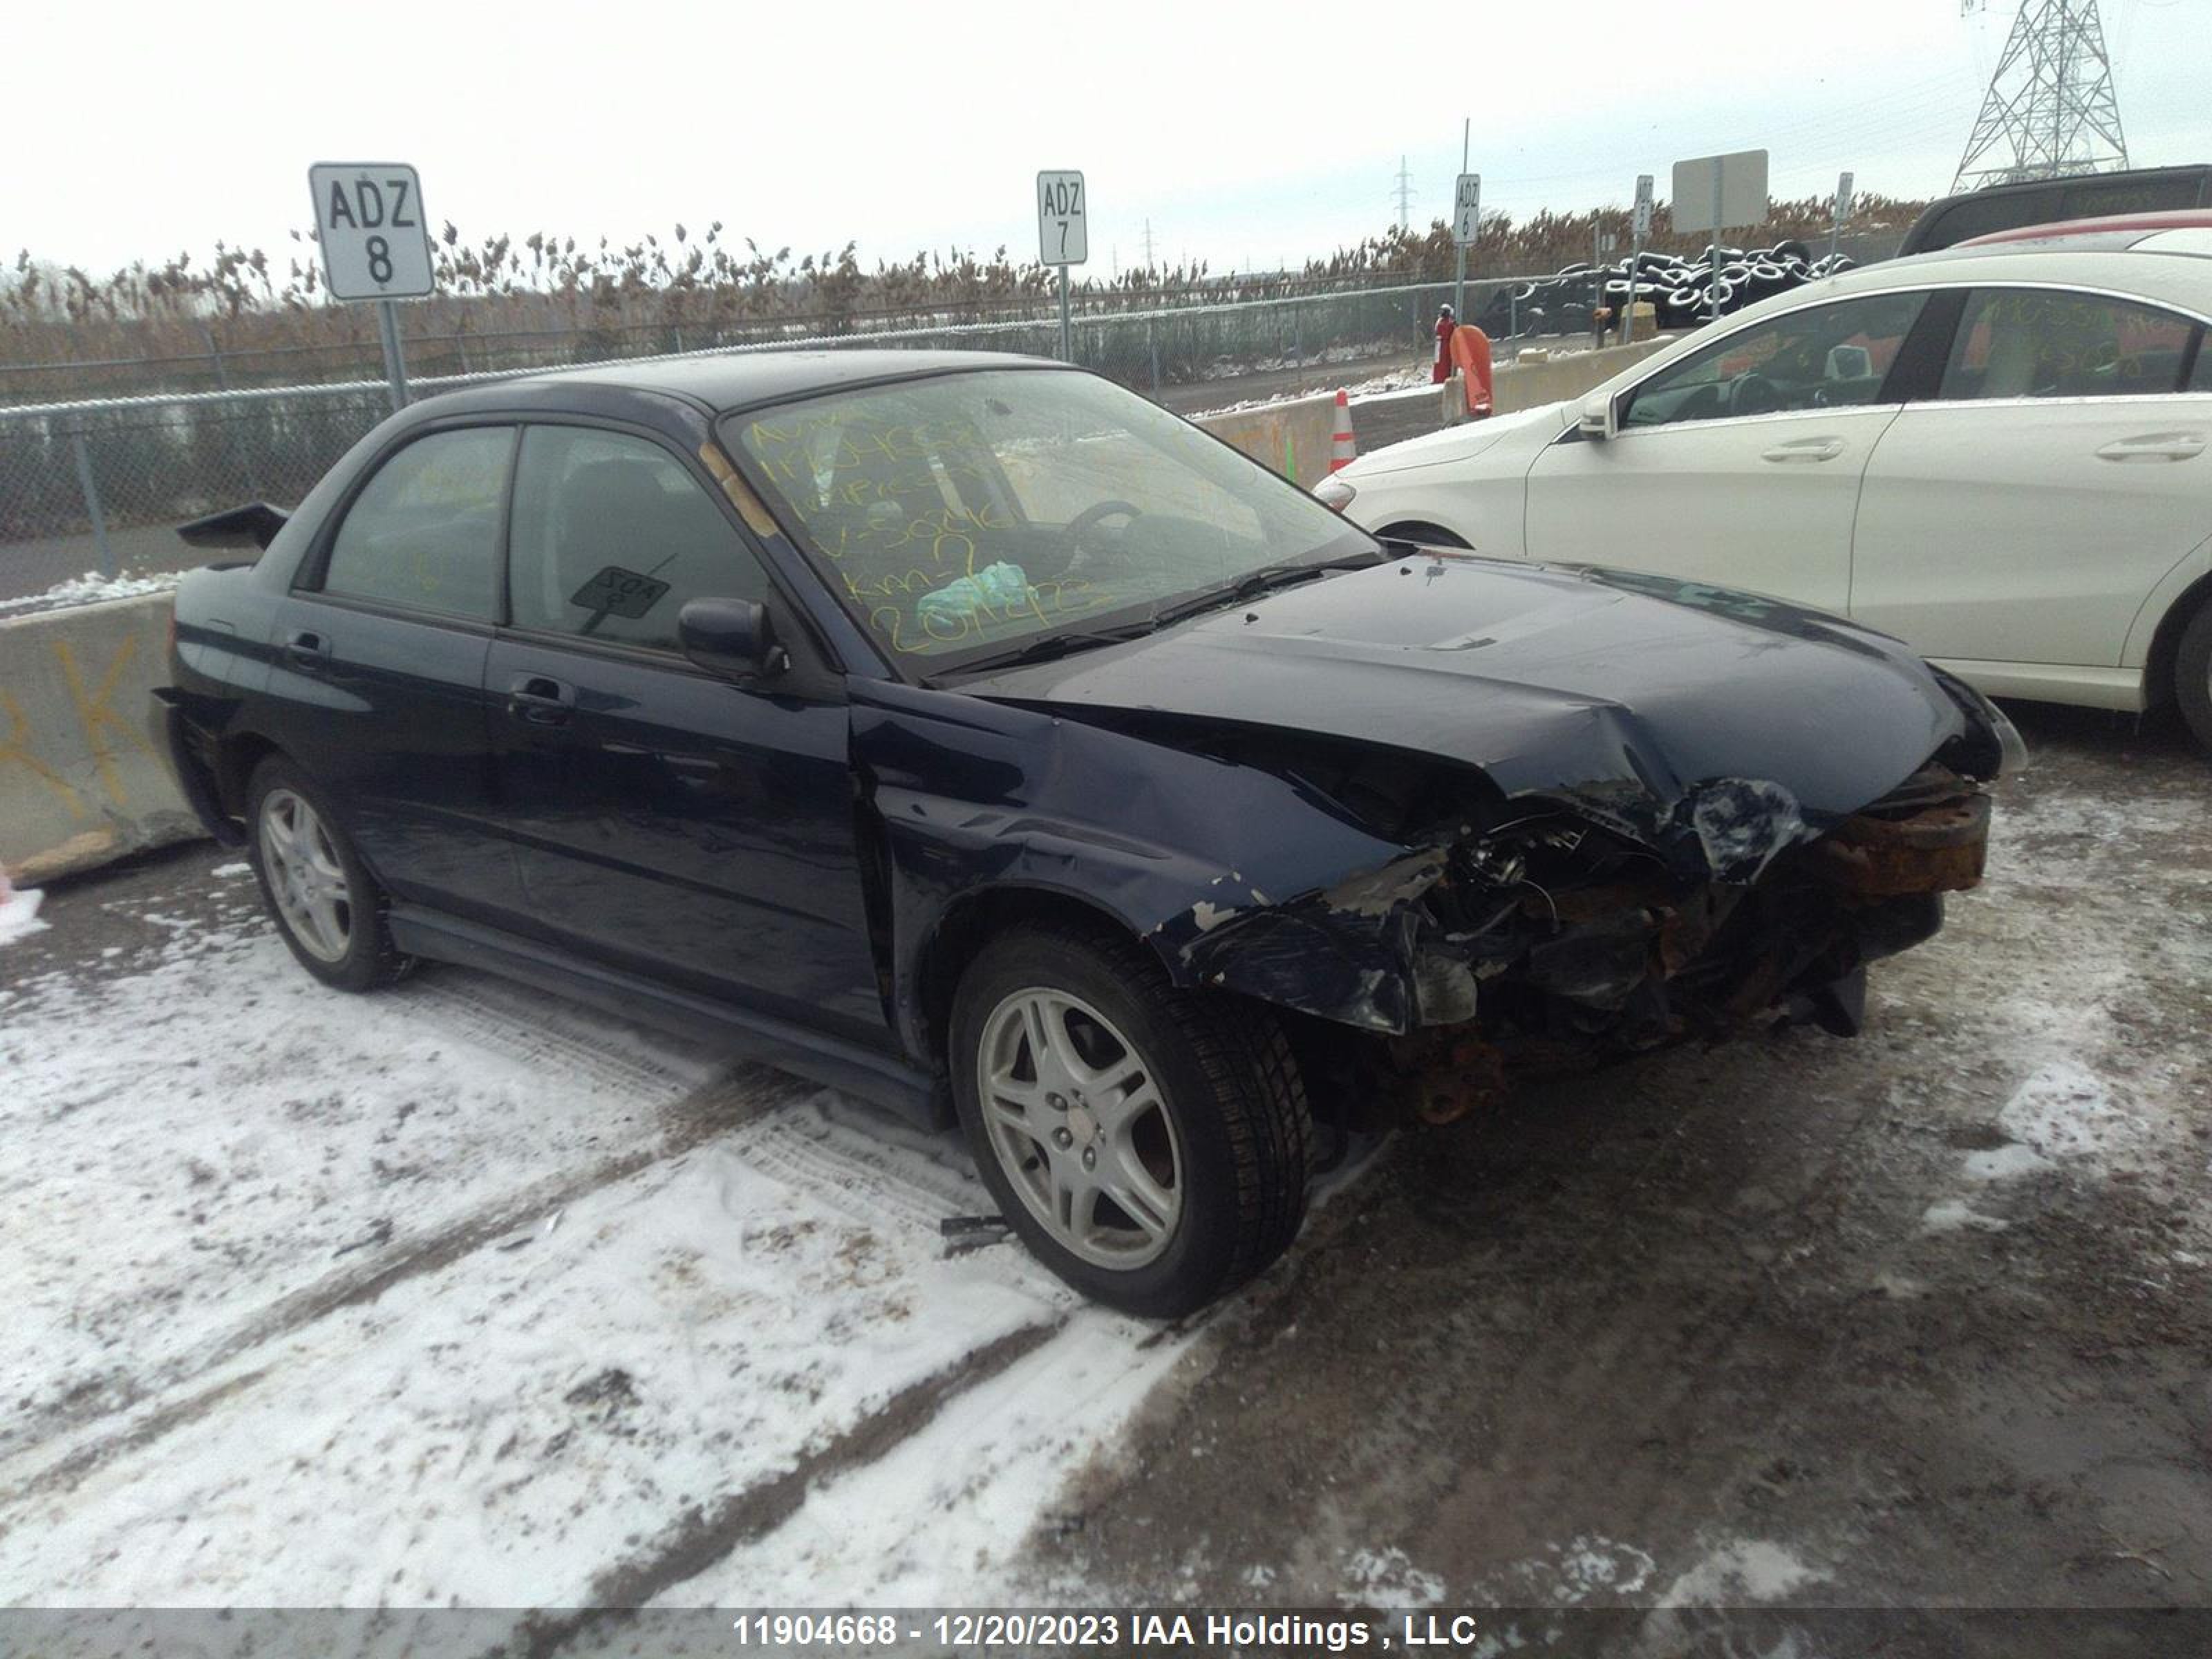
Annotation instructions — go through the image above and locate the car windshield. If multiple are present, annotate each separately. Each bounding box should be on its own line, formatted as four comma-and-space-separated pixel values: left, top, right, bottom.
724, 368, 1376, 670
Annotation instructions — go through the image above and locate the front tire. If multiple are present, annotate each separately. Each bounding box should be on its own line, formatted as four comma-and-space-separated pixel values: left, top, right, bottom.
2175, 600, 2212, 756
949, 921, 1312, 1318
246, 756, 411, 992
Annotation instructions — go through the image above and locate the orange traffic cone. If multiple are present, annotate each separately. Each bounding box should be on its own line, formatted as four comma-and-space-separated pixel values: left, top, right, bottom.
1329, 388, 1356, 472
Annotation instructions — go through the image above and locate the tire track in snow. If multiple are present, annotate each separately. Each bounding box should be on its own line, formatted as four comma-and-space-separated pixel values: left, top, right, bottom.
0, 1062, 814, 1507
506, 1320, 1062, 1659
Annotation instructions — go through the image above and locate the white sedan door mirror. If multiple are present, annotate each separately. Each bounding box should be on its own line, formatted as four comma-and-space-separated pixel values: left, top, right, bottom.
1577, 391, 1618, 441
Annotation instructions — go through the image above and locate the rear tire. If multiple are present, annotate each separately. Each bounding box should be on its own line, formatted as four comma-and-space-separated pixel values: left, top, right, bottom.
949, 921, 1312, 1318
246, 756, 411, 992
2177, 601, 2212, 757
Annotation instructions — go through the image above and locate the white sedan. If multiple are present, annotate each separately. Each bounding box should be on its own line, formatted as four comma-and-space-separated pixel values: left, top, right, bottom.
1318, 224, 2212, 751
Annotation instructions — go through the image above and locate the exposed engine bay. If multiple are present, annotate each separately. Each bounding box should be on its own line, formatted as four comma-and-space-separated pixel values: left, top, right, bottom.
1138, 727, 1994, 1127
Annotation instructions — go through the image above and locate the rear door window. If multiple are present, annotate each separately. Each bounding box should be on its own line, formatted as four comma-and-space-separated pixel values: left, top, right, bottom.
1938, 289, 2200, 401
321, 427, 514, 621
505, 426, 773, 651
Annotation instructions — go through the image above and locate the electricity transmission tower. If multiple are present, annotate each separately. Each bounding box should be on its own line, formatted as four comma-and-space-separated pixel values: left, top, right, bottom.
1953, 0, 2129, 191
1392, 157, 1416, 232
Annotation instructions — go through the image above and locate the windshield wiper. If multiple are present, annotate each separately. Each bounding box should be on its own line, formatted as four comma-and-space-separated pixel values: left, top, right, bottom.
927, 623, 1156, 682
1147, 552, 1385, 629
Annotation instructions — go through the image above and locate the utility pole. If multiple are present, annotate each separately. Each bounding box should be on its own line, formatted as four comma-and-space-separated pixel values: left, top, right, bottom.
1143, 218, 1156, 274
1393, 156, 1416, 232
1953, 0, 2128, 189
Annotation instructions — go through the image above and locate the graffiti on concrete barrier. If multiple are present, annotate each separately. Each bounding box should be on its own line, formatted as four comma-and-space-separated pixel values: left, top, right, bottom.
0, 632, 156, 819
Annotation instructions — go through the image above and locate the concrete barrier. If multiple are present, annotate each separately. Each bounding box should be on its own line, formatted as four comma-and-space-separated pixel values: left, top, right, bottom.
1193, 393, 1340, 488
1341, 335, 1684, 456
1487, 334, 1676, 415
0, 592, 196, 883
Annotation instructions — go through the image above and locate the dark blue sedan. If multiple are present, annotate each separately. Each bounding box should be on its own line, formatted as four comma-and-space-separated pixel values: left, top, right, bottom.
156, 350, 2017, 1314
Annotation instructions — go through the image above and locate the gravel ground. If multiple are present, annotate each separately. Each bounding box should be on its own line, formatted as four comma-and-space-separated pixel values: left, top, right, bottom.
1, 700, 2206, 1653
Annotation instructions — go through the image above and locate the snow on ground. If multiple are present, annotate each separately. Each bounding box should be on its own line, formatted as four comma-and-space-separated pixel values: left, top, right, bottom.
1657, 1539, 1822, 1604
0, 865, 1216, 1612
0, 568, 180, 617
0, 883, 46, 946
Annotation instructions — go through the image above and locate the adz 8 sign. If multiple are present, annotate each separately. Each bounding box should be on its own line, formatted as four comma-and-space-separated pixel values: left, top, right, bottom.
308, 162, 434, 301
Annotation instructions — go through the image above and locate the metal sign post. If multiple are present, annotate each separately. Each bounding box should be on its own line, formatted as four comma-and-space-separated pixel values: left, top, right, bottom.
375, 300, 411, 409
1710, 171, 1723, 321
1625, 174, 1653, 344
1452, 169, 1481, 321
1828, 169, 1855, 264
1671, 149, 1768, 327
308, 162, 434, 412
1036, 170, 1088, 362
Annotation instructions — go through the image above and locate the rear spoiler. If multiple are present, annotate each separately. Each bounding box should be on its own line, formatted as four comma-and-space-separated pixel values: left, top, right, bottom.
176, 502, 290, 551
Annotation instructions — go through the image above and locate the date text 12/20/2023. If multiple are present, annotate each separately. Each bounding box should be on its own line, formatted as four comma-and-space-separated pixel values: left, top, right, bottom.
728, 1611, 1492, 1649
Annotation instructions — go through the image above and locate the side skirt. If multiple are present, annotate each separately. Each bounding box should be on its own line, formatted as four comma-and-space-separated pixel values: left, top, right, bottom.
386, 904, 944, 1128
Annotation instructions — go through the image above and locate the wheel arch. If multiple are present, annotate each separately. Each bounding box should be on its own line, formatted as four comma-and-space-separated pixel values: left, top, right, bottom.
2141, 565, 2212, 711
910, 882, 1154, 1068
1375, 518, 1472, 550
216, 729, 285, 820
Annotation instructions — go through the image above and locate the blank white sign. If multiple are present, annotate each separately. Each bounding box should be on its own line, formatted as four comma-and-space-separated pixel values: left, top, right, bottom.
1671, 150, 1769, 234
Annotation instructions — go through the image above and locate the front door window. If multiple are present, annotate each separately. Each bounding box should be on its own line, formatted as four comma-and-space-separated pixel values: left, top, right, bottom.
1622, 291, 1929, 429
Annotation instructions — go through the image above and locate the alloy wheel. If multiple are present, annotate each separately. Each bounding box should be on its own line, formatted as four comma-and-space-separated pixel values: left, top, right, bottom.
975, 987, 1183, 1268
258, 788, 354, 964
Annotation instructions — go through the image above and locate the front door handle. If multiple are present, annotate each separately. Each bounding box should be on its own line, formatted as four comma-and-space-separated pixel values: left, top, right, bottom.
506, 673, 574, 727
1761, 436, 1846, 462
2095, 432, 2206, 462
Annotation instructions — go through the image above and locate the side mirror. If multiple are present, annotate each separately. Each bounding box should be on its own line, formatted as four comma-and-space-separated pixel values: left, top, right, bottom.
678, 597, 788, 682
1577, 391, 1618, 441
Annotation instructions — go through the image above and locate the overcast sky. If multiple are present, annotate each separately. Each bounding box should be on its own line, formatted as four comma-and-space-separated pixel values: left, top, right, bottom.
11, 0, 2208, 283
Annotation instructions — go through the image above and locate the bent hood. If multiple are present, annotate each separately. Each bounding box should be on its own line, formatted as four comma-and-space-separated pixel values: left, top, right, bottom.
964, 554, 1983, 838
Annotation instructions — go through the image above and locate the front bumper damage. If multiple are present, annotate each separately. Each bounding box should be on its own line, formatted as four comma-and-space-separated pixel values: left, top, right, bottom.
1162, 764, 1994, 1123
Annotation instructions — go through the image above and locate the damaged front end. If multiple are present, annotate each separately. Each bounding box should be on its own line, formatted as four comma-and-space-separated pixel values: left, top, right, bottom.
1159, 758, 1993, 1124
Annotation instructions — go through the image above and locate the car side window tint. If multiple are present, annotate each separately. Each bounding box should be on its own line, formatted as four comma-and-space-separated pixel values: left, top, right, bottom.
2188, 339, 2212, 393
321, 427, 514, 620
1622, 291, 1929, 430
507, 427, 771, 650
1938, 289, 2197, 401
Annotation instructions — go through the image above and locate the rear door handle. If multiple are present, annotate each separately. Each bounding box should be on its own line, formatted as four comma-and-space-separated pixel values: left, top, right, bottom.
1761, 437, 1846, 462
2095, 432, 2205, 462
282, 628, 331, 666
506, 673, 574, 727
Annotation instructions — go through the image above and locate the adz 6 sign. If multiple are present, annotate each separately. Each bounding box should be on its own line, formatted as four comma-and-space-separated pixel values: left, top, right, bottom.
308, 162, 434, 301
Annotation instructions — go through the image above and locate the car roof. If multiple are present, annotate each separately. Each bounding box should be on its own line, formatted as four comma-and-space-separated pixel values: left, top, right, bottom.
1959, 207, 2212, 247
504, 347, 1066, 415
1796, 241, 2212, 312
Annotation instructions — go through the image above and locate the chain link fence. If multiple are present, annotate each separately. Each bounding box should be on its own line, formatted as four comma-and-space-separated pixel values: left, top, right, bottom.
1, 276, 1526, 606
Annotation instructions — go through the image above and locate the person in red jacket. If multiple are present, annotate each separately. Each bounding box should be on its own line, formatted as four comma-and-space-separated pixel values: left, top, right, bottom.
1432, 303, 1456, 384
